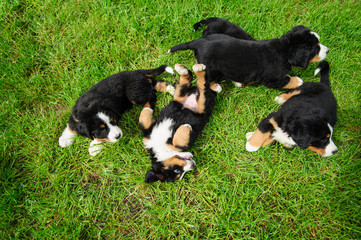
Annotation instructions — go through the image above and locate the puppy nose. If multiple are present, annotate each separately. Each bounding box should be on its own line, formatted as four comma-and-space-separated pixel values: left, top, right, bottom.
326, 48, 329, 54
332, 149, 338, 154
115, 133, 122, 139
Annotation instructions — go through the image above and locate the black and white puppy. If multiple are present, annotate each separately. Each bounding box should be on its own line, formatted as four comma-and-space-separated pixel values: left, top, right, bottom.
169, 25, 329, 89
193, 17, 255, 41
59, 65, 174, 156
139, 64, 221, 183
246, 61, 338, 157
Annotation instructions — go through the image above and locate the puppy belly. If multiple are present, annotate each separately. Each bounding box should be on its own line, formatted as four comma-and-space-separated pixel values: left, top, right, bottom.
182, 94, 198, 113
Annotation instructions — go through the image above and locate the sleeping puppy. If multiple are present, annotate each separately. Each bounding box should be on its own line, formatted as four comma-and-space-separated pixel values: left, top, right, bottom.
246, 61, 338, 157
59, 65, 174, 156
169, 25, 329, 89
139, 64, 221, 183
193, 17, 255, 40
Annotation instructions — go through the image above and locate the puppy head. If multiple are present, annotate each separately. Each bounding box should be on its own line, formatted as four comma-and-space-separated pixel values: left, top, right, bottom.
145, 155, 195, 183
284, 25, 329, 68
291, 111, 337, 157
73, 111, 122, 142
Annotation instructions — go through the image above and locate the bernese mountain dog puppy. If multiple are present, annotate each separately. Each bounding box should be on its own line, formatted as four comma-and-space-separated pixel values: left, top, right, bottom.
139, 64, 221, 183
59, 65, 174, 156
168, 25, 329, 89
246, 61, 338, 157
193, 17, 255, 41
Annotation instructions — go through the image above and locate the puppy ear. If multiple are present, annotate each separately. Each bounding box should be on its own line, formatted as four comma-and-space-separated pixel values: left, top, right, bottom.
77, 121, 93, 140
288, 48, 310, 68
145, 170, 164, 183
293, 132, 312, 150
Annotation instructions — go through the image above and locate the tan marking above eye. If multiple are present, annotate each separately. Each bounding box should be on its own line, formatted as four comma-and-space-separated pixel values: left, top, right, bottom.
326, 134, 331, 138
100, 124, 105, 128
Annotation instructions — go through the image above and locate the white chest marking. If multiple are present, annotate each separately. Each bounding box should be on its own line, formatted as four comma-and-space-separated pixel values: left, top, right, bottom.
145, 118, 180, 161
272, 127, 296, 148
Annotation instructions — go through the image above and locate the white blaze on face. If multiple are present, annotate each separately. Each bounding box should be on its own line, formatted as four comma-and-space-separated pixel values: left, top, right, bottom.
323, 123, 337, 157
310, 31, 328, 61
97, 112, 122, 142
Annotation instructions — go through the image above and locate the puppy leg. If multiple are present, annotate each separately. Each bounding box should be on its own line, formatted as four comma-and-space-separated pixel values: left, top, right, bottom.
193, 64, 207, 114
174, 64, 192, 103
59, 125, 77, 147
210, 81, 222, 93
139, 102, 155, 132
247, 132, 275, 146
282, 76, 303, 89
173, 124, 192, 149
274, 90, 302, 104
154, 80, 175, 95
246, 114, 276, 152
89, 139, 104, 156
246, 130, 273, 152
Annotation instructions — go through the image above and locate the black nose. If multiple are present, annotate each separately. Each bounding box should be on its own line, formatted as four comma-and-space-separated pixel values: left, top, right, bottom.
326, 49, 329, 54
332, 149, 338, 154
115, 133, 122, 139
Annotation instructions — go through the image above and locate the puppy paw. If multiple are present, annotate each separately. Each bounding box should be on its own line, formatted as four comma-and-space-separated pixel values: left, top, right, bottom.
175, 64, 188, 75
296, 77, 303, 87
246, 132, 254, 141
211, 83, 223, 93
178, 152, 193, 160
89, 140, 104, 156
232, 81, 244, 87
274, 95, 286, 104
192, 64, 206, 72
59, 126, 76, 147
246, 141, 260, 152
166, 85, 175, 95
59, 136, 75, 148
181, 124, 193, 131
165, 66, 174, 75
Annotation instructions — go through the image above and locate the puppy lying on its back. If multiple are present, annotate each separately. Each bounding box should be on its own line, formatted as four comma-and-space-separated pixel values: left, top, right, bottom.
169, 25, 329, 89
59, 65, 174, 156
246, 61, 338, 157
139, 64, 221, 183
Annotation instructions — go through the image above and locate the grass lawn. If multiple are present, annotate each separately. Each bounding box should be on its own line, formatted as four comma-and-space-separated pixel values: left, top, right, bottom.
1, 0, 361, 238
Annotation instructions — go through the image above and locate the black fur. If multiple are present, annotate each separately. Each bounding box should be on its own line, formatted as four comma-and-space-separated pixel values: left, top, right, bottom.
141, 65, 217, 183
169, 25, 327, 89
193, 17, 255, 40
59, 65, 172, 153
250, 61, 337, 155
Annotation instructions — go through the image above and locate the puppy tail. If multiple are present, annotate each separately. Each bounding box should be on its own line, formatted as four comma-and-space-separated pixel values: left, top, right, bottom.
314, 61, 330, 86
167, 39, 203, 53
193, 17, 220, 31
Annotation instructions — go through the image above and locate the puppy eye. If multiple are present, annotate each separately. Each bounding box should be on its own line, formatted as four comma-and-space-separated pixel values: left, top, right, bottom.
100, 124, 105, 129
174, 169, 181, 174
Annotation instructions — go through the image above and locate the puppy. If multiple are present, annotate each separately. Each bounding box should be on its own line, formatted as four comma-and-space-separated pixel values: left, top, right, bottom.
59, 65, 174, 156
246, 61, 338, 157
169, 25, 329, 89
139, 64, 221, 183
193, 17, 255, 40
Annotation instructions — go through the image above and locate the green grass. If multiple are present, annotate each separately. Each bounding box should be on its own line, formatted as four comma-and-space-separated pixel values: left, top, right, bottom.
1, 0, 361, 238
